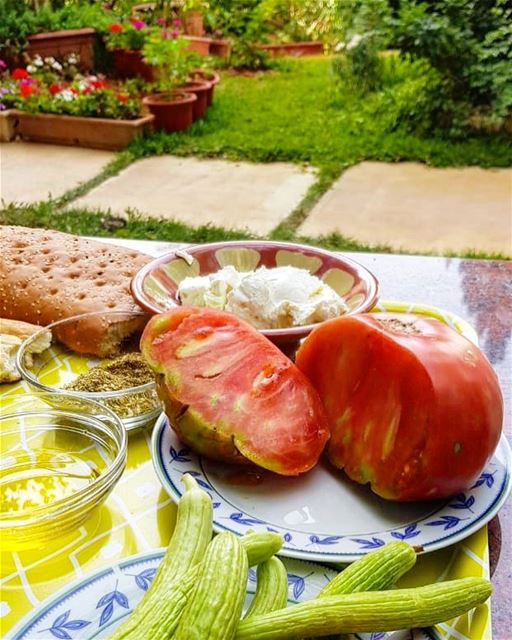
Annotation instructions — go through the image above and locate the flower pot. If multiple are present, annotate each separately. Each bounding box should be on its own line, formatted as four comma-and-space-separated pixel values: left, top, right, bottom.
142, 92, 196, 132
0, 109, 21, 142
184, 36, 211, 56
255, 41, 324, 58
112, 48, 154, 81
183, 10, 204, 37
179, 80, 210, 120
209, 39, 231, 58
16, 111, 154, 150
26, 28, 97, 71
189, 70, 220, 107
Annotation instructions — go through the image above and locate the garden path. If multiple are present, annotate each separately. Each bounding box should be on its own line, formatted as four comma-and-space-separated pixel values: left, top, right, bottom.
300, 162, 512, 255
71, 155, 315, 235
0, 143, 113, 204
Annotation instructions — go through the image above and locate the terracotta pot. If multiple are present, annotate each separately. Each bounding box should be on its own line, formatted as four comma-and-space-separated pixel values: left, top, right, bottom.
0, 109, 21, 142
189, 70, 220, 107
184, 36, 211, 56
112, 48, 154, 81
255, 41, 324, 58
16, 111, 154, 150
26, 28, 96, 71
179, 80, 210, 120
183, 10, 204, 37
142, 92, 197, 132
209, 39, 231, 58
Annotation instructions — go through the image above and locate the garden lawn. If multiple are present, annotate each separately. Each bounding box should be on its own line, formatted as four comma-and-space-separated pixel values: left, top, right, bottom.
2, 57, 511, 258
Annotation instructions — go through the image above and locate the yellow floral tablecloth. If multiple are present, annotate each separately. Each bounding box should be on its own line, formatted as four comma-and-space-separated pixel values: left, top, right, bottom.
0, 298, 493, 640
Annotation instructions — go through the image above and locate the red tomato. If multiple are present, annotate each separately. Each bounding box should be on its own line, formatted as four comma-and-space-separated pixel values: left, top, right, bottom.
295, 313, 503, 501
141, 306, 329, 475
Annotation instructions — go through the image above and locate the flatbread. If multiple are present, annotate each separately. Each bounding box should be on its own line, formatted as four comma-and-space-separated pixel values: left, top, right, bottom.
0, 226, 151, 356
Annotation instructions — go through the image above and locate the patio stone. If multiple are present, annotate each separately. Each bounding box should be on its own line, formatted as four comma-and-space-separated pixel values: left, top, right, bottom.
0, 142, 113, 204
72, 156, 315, 235
299, 162, 512, 255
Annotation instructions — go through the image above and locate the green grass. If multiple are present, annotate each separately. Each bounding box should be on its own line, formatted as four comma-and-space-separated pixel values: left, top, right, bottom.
2, 57, 511, 258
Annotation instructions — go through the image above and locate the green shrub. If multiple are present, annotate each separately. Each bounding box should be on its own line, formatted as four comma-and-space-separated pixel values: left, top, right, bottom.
392, 0, 512, 132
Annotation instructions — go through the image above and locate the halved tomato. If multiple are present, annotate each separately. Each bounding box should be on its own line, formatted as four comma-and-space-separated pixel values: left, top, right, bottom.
141, 307, 329, 475
295, 313, 503, 501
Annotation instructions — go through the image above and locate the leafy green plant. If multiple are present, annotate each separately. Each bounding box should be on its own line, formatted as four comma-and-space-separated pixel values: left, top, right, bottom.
142, 30, 197, 91
105, 18, 150, 51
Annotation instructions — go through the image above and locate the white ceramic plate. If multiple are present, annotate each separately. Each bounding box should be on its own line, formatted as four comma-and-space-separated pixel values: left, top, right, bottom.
152, 416, 511, 563
7, 550, 436, 640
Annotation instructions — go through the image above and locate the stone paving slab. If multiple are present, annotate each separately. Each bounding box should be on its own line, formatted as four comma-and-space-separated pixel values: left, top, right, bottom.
299, 162, 512, 255
72, 156, 315, 235
0, 142, 113, 204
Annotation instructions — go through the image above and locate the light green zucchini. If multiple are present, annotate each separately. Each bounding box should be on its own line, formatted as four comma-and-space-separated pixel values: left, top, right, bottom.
235, 577, 492, 640
242, 531, 283, 566
244, 556, 289, 619
173, 532, 249, 640
108, 474, 212, 640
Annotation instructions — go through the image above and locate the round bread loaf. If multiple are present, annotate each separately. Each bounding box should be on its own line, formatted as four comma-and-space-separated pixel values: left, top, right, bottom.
0, 226, 151, 357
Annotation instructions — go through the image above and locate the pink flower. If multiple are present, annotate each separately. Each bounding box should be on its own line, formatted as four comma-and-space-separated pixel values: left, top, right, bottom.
173, 18, 182, 27
0, 59, 7, 71
130, 18, 146, 30
156, 17, 166, 26
171, 30, 179, 39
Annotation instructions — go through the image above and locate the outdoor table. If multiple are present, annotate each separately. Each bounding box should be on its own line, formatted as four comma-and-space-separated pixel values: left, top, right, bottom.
1, 238, 510, 640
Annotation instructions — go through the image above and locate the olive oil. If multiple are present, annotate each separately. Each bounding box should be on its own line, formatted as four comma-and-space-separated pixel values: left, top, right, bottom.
1, 448, 101, 515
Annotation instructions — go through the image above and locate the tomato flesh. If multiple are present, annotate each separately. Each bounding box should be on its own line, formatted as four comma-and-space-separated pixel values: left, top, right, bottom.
142, 306, 329, 475
295, 313, 503, 500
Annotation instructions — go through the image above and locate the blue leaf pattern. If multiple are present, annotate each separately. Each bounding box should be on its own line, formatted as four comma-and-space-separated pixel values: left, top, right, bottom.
370, 633, 387, 640
114, 591, 129, 609
212, 502, 221, 509
351, 537, 385, 549
134, 568, 157, 592
288, 574, 307, 600
283, 533, 293, 543
42, 610, 90, 640
99, 602, 114, 627
471, 472, 496, 489
309, 535, 342, 546
229, 512, 264, 526
449, 493, 475, 512
426, 515, 462, 530
170, 446, 191, 463
390, 524, 420, 540
248, 568, 257, 582
183, 471, 213, 491
96, 592, 115, 608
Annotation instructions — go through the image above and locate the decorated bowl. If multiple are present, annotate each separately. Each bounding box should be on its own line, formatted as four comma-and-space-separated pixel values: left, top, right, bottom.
130, 240, 379, 354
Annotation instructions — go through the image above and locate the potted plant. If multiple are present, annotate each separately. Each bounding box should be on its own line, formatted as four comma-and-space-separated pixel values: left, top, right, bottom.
1, 59, 153, 149
188, 67, 220, 107
105, 18, 154, 81
141, 29, 198, 131
0, 60, 21, 141
180, 0, 207, 37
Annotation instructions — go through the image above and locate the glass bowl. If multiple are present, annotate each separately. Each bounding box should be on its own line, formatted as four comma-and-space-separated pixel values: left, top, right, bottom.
16, 311, 161, 431
0, 392, 127, 550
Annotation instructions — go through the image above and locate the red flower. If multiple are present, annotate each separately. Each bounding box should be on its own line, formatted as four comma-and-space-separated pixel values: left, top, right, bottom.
48, 83, 61, 94
20, 84, 36, 97
70, 87, 79, 95
91, 79, 106, 89
108, 23, 123, 33
117, 93, 129, 102
11, 68, 29, 80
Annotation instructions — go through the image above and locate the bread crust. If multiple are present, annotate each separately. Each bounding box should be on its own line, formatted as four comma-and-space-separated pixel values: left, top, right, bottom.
0, 226, 151, 356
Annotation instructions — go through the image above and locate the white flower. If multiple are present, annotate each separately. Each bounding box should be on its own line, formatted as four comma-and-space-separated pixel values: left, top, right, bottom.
44, 56, 55, 64
26, 65, 36, 73
335, 41, 346, 52
34, 55, 44, 67
56, 89, 75, 102
346, 33, 363, 50
52, 61, 63, 71
67, 54, 78, 65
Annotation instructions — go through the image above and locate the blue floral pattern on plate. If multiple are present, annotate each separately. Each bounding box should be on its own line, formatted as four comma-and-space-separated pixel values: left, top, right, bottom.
151, 414, 511, 564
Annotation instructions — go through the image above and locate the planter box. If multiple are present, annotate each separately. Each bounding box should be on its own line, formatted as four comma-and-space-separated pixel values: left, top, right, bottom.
27, 28, 97, 71
256, 41, 324, 58
209, 39, 231, 58
112, 48, 154, 81
0, 110, 21, 142
16, 111, 154, 150
184, 36, 212, 57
